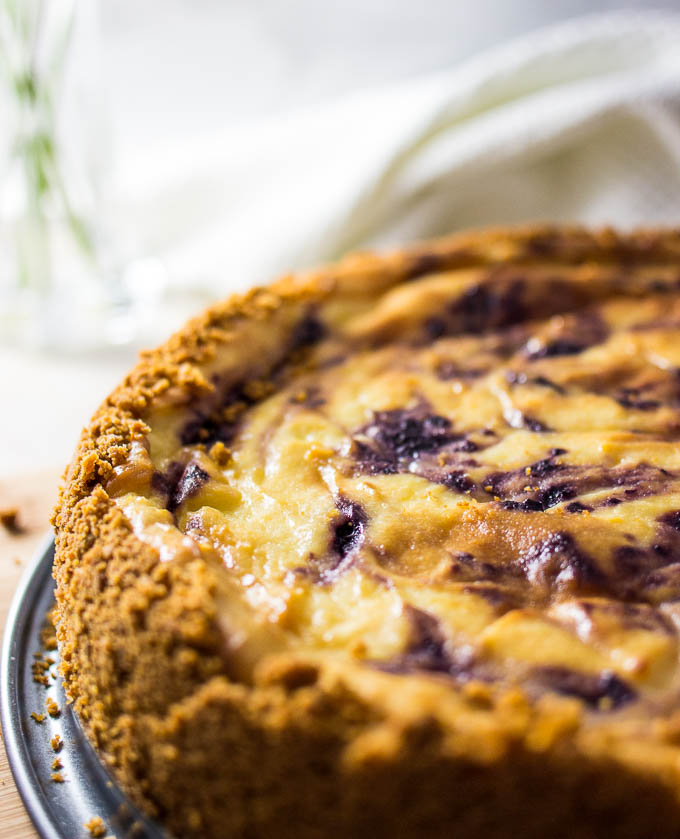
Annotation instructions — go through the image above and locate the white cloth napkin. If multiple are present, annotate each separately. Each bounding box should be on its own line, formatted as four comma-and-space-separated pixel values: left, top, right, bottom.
115, 9, 680, 295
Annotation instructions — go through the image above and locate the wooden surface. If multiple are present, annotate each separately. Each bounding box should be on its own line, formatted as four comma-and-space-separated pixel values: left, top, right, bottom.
0, 469, 61, 839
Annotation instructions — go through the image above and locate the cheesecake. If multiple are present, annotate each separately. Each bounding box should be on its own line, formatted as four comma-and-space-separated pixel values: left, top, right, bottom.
53, 225, 680, 838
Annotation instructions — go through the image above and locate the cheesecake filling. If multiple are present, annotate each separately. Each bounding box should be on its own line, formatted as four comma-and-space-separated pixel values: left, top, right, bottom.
111, 265, 680, 711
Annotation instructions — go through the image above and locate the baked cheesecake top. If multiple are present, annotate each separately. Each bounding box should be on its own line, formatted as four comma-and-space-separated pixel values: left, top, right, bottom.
102, 227, 680, 715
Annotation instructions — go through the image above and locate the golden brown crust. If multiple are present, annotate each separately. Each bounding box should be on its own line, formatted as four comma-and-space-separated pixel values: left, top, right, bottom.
53, 224, 680, 838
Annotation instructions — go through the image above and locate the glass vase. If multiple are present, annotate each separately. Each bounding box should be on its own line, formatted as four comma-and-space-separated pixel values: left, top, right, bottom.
0, 0, 138, 351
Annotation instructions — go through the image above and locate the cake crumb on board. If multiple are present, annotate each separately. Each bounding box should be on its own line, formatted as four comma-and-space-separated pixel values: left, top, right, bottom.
0, 506, 24, 535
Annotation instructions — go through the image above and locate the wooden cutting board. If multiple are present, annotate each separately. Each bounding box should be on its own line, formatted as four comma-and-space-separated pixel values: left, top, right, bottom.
0, 469, 62, 839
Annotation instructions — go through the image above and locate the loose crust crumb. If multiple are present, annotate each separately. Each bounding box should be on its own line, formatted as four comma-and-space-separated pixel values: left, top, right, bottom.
45, 696, 60, 718
0, 507, 24, 535
84, 817, 106, 837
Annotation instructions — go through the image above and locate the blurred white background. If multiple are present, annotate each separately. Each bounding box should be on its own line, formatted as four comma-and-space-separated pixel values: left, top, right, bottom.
2, 0, 680, 479
103, 0, 667, 160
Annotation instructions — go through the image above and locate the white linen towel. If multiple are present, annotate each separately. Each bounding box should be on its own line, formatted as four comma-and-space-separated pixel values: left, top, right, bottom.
112, 10, 680, 296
